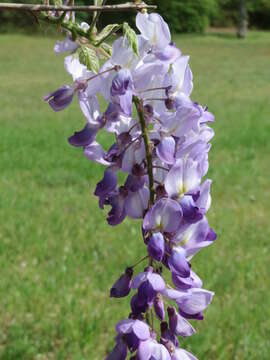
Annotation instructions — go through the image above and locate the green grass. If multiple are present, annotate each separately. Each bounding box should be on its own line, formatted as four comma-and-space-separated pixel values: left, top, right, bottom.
0, 30, 270, 359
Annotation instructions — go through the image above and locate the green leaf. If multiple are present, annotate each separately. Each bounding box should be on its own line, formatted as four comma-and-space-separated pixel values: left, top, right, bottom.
100, 43, 112, 57
94, 24, 120, 44
94, 0, 103, 6
78, 46, 100, 74
122, 22, 139, 57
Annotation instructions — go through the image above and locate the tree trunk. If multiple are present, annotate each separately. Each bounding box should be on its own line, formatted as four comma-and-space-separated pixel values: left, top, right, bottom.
237, 0, 248, 38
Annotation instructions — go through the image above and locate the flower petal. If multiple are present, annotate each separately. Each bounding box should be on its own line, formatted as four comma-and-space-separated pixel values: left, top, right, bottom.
156, 136, 176, 165
177, 288, 214, 315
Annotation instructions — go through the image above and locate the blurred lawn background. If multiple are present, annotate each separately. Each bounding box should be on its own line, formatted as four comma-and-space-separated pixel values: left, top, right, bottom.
0, 29, 270, 359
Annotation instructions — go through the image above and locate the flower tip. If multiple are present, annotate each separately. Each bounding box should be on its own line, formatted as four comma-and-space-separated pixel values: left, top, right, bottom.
43, 93, 51, 102
208, 228, 217, 241
68, 124, 97, 148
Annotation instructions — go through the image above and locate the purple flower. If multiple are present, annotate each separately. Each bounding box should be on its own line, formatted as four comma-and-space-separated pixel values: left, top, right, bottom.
137, 339, 171, 360
161, 287, 186, 301
106, 337, 128, 360
121, 139, 146, 174
196, 104, 215, 124
165, 56, 193, 98
137, 280, 156, 306
160, 321, 179, 347
131, 293, 149, 316
111, 69, 133, 96
133, 62, 166, 95
95, 169, 118, 200
143, 198, 183, 233
155, 43, 181, 63
176, 288, 214, 319
78, 94, 102, 126
167, 306, 195, 337
172, 270, 203, 291
125, 187, 149, 219
173, 217, 216, 259
69, 94, 104, 147
116, 319, 150, 352
177, 140, 210, 179
125, 174, 146, 192
46, 13, 217, 360
54, 36, 78, 54
131, 270, 165, 313
43, 85, 75, 112
68, 123, 98, 147
105, 143, 122, 166
104, 102, 124, 124
84, 141, 111, 166
179, 195, 203, 224
171, 348, 198, 360
156, 137, 176, 165
110, 267, 133, 298
110, 35, 147, 71
154, 293, 165, 321
64, 55, 89, 81
195, 179, 212, 214
132, 268, 166, 294
136, 12, 171, 50
165, 92, 192, 112
164, 159, 201, 200
147, 232, 165, 262
168, 247, 190, 278
111, 69, 134, 115
160, 103, 199, 138
106, 190, 127, 226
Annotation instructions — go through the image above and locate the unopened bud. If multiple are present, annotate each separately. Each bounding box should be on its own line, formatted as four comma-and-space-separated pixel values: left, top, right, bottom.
110, 267, 133, 298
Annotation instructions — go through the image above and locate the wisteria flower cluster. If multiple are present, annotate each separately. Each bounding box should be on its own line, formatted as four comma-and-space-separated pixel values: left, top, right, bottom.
44, 9, 216, 360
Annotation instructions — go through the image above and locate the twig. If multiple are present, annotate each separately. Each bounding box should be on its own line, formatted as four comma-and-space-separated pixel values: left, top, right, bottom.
0, 2, 157, 12
89, 0, 107, 34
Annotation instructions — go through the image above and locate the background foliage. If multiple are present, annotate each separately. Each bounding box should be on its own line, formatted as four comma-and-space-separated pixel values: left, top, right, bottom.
0, 0, 270, 33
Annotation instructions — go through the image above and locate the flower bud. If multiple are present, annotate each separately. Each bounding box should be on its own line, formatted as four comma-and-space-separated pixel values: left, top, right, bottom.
105, 337, 128, 360
168, 247, 190, 278
110, 267, 133, 298
95, 169, 118, 198
137, 280, 155, 305
130, 294, 148, 316
147, 232, 165, 262
154, 293, 165, 321
132, 163, 145, 177
68, 123, 97, 147
160, 321, 179, 348
43, 85, 75, 112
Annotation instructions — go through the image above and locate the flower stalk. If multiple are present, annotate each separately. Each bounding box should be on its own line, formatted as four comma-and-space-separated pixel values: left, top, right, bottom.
133, 95, 155, 206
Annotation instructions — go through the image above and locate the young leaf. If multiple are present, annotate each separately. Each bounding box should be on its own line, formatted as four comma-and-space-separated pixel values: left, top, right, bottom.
122, 22, 139, 57
78, 46, 100, 73
94, 24, 120, 44
100, 42, 113, 57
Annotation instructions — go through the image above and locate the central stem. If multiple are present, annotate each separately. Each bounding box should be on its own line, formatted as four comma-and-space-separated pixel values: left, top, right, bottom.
133, 96, 155, 206
134, 96, 155, 329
